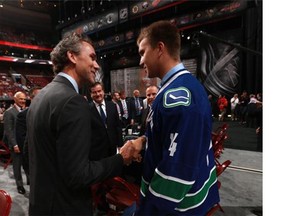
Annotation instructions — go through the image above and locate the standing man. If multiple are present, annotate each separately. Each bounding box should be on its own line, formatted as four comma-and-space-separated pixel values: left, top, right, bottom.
111, 91, 122, 120
131, 20, 220, 215
217, 95, 228, 121
89, 82, 123, 160
130, 89, 144, 125
118, 90, 131, 128
139, 85, 158, 136
26, 33, 134, 215
230, 93, 239, 121
16, 87, 42, 187
3, 91, 27, 195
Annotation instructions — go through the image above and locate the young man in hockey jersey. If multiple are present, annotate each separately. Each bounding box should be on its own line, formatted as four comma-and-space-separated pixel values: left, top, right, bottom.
130, 20, 220, 215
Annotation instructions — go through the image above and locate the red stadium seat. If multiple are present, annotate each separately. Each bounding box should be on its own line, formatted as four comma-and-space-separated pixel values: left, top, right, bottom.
209, 123, 231, 215
216, 160, 232, 177
0, 141, 12, 170
0, 189, 12, 216
206, 203, 224, 216
92, 176, 140, 215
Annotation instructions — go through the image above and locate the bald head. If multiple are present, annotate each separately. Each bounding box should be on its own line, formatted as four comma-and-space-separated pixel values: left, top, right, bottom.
14, 91, 27, 109
133, 89, 140, 97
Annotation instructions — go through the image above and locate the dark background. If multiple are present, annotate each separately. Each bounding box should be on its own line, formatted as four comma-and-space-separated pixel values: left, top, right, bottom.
0, 0, 262, 97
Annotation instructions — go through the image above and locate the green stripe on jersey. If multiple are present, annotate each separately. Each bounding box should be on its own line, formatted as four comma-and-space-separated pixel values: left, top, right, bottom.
176, 167, 218, 211
141, 166, 217, 209
140, 179, 149, 196
149, 170, 194, 202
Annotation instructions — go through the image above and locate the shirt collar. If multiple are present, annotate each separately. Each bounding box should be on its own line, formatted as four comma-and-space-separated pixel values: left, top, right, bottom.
58, 72, 79, 93
94, 100, 106, 107
160, 63, 185, 87
14, 104, 22, 112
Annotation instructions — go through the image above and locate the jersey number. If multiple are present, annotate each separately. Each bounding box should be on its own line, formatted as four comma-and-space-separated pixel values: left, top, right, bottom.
169, 133, 178, 156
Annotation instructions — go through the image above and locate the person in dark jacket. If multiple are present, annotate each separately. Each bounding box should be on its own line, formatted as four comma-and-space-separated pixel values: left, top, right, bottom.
89, 82, 123, 160
26, 33, 136, 215
16, 86, 41, 186
3, 91, 27, 194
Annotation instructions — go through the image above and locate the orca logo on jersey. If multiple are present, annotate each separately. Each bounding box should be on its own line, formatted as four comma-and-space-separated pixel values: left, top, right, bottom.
163, 87, 191, 108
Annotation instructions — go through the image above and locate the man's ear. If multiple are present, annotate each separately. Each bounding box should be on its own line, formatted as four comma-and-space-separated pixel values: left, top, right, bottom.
157, 41, 165, 57
67, 51, 77, 64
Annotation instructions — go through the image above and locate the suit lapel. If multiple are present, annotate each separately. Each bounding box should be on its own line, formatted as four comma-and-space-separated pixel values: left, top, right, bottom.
90, 103, 106, 128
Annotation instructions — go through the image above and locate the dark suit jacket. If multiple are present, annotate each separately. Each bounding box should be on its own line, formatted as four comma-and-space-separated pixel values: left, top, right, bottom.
139, 106, 150, 136
16, 109, 28, 153
129, 97, 144, 122
27, 75, 124, 215
106, 101, 123, 149
89, 100, 123, 161
118, 99, 131, 127
15, 108, 29, 173
3, 105, 19, 149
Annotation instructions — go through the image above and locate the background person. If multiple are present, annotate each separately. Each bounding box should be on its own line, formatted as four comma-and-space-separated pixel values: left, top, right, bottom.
3, 91, 27, 195
230, 93, 239, 121
118, 90, 131, 128
111, 91, 122, 120
217, 94, 228, 121
15, 87, 42, 186
89, 82, 123, 160
139, 85, 158, 136
129, 89, 144, 125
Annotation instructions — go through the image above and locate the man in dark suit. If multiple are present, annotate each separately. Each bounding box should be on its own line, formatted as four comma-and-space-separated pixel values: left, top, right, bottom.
3, 91, 27, 195
26, 33, 136, 215
129, 89, 144, 125
139, 85, 158, 136
118, 90, 131, 128
89, 82, 123, 160
111, 91, 122, 120
15, 87, 41, 186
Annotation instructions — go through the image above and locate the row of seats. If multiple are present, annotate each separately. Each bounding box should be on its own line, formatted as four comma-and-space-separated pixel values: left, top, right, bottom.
0, 74, 54, 99
207, 123, 231, 215
26, 76, 53, 87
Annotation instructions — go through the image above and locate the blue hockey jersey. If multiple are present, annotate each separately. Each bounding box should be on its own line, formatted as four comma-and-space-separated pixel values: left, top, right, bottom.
136, 66, 220, 215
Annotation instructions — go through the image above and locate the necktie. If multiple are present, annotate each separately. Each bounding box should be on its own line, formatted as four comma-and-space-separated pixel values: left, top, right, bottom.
99, 104, 106, 125
145, 105, 151, 125
122, 100, 128, 119
136, 98, 141, 115
113, 102, 121, 119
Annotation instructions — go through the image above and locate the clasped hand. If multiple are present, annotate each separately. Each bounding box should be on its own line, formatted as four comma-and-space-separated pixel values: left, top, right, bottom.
119, 138, 144, 165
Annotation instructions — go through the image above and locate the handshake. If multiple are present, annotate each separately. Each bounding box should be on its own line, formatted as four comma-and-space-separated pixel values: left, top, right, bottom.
119, 136, 146, 165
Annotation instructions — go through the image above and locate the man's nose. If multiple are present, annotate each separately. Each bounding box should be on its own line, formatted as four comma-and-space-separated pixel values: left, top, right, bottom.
94, 61, 100, 69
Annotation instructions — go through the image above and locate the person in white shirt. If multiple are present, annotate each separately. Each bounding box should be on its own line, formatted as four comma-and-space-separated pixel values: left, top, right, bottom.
230, 93, 239, 121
